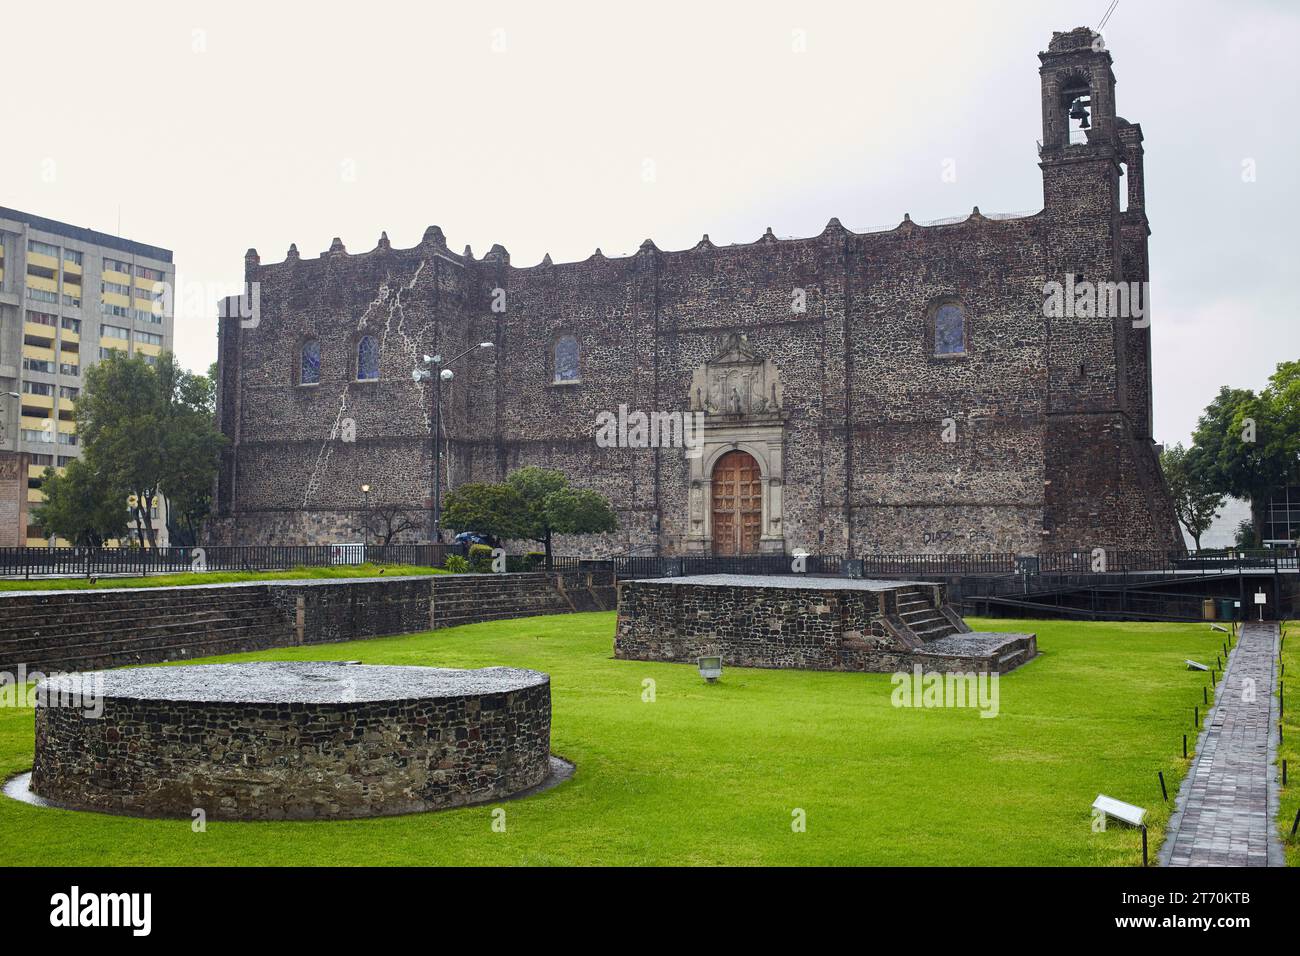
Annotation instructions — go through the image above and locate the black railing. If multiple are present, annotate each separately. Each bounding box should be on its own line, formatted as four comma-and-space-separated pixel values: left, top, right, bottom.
0, 543, 450, 579
860, 552, 1017, 575
1, 544, 1296, 582
1036, 548, 1299, 574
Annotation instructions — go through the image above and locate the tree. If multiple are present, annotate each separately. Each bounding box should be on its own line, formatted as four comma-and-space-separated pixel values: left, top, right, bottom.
158, 363, 223, 546
1190, 384, 1291, 543
76, 353, 158, 547
365, 504, 423, 546
32, 460, 129, 548
1160, 442, 1224, 550
75, 351, 224, 549
505, 467, 618, 564
441, 483, 527, 544
1191, 362, 1300, 543
441, 466, 617, 565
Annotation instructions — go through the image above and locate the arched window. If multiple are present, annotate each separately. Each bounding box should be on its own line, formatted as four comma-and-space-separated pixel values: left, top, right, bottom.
300, 338, 321, 385
553, 335, 579, 383
1060, 77, 1092, 146
933, 303, 966, 356
357, 335, 379, 381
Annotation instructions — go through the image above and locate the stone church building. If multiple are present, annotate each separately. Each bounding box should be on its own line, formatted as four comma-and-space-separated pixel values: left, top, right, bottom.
211, 28, 1181, 557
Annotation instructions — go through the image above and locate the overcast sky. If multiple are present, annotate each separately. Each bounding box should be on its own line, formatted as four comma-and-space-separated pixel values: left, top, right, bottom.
2, 0, 1294, 448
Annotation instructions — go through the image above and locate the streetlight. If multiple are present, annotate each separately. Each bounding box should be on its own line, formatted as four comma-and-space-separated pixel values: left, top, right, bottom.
413, 342, 494, 542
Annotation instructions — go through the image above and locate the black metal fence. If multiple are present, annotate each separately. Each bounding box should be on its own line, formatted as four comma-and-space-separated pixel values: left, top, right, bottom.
965, 585, 1219, 623
1035, 548, 1300, 574
1, 544, 1297, 583
583, 548, 1300, 580
0, 543, 450, 579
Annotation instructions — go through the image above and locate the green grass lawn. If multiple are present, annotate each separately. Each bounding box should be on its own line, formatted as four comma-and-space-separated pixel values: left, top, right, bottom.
1280, 621, 1298, 866
0, 614, 1222, 866
0, 563, 445, 592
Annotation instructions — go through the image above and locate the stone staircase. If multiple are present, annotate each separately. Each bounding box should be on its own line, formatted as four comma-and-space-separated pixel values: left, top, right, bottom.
882, 584, 1036, 673
430, 572, 574, 629
0, 586, 290, 674
893, 586, 964, 641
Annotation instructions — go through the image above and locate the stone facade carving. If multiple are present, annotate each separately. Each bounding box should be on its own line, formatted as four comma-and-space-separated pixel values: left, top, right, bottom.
684, 333, 787, 553
689, 332, 783, 416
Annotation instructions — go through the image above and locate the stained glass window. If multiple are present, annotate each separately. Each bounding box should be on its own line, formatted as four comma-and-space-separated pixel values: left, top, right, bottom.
357, 335, 380, 380
301, 339, 321, 385
554, 335, 579, 382
934, 304, 965, 356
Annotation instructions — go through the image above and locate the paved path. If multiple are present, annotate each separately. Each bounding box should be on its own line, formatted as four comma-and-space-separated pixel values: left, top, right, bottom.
1161, 621, 1284, 866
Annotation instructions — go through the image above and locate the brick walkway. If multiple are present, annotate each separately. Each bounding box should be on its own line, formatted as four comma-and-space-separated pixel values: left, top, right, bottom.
1160, 621, 1284, 867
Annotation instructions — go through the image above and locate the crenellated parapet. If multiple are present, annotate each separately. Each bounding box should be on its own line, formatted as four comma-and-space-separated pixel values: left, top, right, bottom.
244, 204, 1044, 283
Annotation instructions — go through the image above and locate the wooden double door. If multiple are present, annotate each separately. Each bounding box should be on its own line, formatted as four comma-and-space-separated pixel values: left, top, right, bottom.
711, 450, 762, 555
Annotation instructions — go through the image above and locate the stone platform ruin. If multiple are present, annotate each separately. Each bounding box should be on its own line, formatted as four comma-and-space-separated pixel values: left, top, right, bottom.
27, 661, 560, 820
615, 575, 1036, 674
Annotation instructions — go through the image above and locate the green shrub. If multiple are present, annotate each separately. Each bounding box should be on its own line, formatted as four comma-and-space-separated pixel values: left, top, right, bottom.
443, 554, 471, 574
468, 543, 495, 573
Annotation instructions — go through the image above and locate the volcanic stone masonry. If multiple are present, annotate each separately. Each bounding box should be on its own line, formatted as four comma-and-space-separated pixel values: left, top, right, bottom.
29, 661, 556, 820
614, 575, 1037, 674
210, 27, 1179, 557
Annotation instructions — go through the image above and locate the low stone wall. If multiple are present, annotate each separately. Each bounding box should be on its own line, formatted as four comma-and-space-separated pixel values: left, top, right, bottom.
0, 572, 599, 675
615, 575, 940, 671
614, 574, 1034, 673
270, 576, 437, 645
31, 661, 552, 820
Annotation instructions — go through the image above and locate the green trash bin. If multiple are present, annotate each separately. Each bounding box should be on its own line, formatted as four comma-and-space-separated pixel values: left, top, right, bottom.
1217, 598, 1235, 621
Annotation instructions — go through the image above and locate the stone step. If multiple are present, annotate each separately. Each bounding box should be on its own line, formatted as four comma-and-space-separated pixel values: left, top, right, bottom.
900, 606, 944, 620
432, 588, 566, 599
0, 597, 276, 633
433, 596, 568, 611
0, 585, 273, 607
4, 616, 287, 657
431, 586, 567, 599
0, 595, 279, 627
434, 587, 566, 600
431, 580, 557, 592
0, 609, 287, 654
913, 621, 959, 639
0, 587, 274, 608
897, 604, 936, 617
431, 587, 559, 600
432, 604, 571, 626
3, 621, 292, 674
431, 594, 569, 608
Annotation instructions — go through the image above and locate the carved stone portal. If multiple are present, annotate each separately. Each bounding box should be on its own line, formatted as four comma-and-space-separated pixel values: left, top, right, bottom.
685, 334, 786, 554
689, 333, 784, 416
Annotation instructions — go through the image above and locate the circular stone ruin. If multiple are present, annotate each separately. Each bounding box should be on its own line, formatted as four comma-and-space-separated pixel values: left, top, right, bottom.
28, 661, 558, 820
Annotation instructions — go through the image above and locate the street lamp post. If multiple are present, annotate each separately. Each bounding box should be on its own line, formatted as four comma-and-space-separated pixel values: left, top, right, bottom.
413, 342, 494, 543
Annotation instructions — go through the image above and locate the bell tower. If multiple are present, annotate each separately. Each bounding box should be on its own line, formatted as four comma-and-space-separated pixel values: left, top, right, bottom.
1036, 27, 1128, 420
1038, 27, 1122, 218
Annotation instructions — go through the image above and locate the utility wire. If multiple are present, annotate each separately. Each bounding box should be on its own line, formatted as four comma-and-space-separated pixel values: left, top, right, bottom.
1098, 0, 1119, 32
